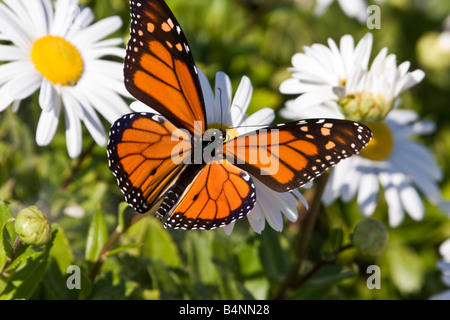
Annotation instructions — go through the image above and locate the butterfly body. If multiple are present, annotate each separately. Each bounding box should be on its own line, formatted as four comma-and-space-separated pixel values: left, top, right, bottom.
107, 0, 372, 230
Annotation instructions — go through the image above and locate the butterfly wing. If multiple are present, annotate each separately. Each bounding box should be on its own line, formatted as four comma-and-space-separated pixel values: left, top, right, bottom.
125, 0, 206, 135
107, 112, 192, 213
223, 119, 372, 192
162, 160, 256, 230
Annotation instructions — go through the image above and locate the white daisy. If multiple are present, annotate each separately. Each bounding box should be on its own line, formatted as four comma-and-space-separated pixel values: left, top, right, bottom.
0, 0, 131, 158
131, 69, 308, 234
280, 33, 425, 123
322, 109, 449, 227
430, 239, 450, 300
314, 0, 369, 23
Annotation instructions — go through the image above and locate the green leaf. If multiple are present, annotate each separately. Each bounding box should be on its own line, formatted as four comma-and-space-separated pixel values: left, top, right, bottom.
49, 224, 74, 274
259, 227, 288, 280
147, 260, 182, 299
41, 258, 77, 300
106, 243, 142, 257
0, 201, 14, 271
85, 208, 108, 265
0, 231, 55, 300
384, 240, 425, 295
290, 265, 356, 300
140, 218, 180, 268
117, 202, 130, 233
186, 232, 217, 285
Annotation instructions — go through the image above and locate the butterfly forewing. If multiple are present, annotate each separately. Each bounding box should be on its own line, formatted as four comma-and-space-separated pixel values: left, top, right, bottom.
107, 112, 192, 213
125, 0, 206, 134
224, 119, 372, 192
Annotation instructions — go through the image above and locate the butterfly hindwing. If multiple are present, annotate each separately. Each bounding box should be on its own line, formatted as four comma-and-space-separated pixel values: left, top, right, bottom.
223, 119, 372, 192
163, 161, 256, 230
107, 112, 192, 213
125, 0, 206, 134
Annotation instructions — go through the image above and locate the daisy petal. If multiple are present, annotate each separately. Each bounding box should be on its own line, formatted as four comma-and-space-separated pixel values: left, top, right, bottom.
357, 167, 379, 216
62, 93, 82, 158
230, 76, 253, 126
379, 170, 404, 227
238, 108, 274, 134
39, 79, 58, 112
214, 72, 232, 126
36, 98, 61, 146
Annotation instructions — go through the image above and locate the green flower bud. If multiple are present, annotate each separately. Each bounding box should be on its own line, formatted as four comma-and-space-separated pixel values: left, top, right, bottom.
14, 206, 52, 246
338, 92, 392, 124
352, 218, 388, 256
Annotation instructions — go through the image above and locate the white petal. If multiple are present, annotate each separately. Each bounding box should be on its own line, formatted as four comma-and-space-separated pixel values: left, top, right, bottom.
281, 100, 343, 120
0, 1, 32, 49
5, 70, 41, 101
339, 34, 356, 74
394, 69, 425, 96
83, 61, 130, 97
0, 45, 26, 61
50, 0, 77, 37
341, 163, 361, 202
238, 108, 274, 134
0, 61, 32, 84
313, 0, 333, 16
36, 97, 61, 146
337, 0, 368, 23
353, 33, 373, 69
65, 6, 95, 39
62, 93, 82, 158
130, 101, 158, 113
289, 88, 337, 110
70, 16, 123, 48
378, 170, 404, 227
18, 0, 50, 38
429, 290, 450, 300
66, 88, 106, 146
357, 168, 379, 216
76, 81, 131, 123
214, 72, 232, 126
393, 140, 442, 181
247, 204, 264, 234
439, 239, 450, 261
39, 79, 58, 112
230, 76, 253, 127
223, 221, 235, 235
389, 153, 442, 203
398, 180, 424, 221
198, 68, 215, 124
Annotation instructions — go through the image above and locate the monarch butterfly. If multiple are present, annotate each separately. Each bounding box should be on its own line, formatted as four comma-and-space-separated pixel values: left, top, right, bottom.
107, 0, 372, 230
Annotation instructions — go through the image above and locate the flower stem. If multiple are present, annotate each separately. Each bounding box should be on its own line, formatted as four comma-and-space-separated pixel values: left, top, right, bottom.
1, 237, 21, 275
62, 141, 96, 190
291, 243, 354, 289
89, 212, 149, 282
272, 172, 330, 300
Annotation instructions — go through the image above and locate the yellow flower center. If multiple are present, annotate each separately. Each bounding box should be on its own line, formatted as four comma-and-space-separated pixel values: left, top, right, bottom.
31, 35, 83, 86
224, 128, 240, 142
208, 123, 241, 142
360, 121, 394, 161
339, 77, 348, 87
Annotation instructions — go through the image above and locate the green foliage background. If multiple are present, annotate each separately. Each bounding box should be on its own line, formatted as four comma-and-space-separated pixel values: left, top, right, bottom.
1, 0, 450, 300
